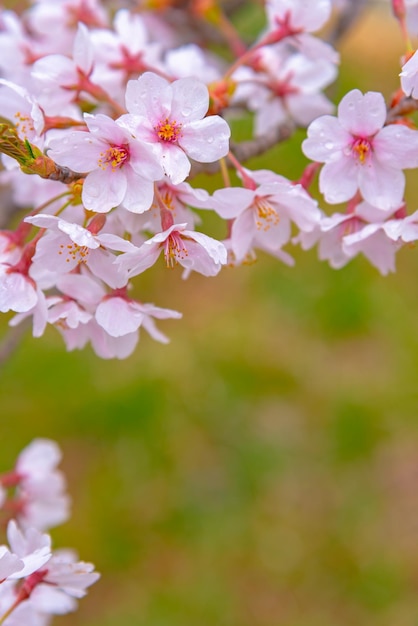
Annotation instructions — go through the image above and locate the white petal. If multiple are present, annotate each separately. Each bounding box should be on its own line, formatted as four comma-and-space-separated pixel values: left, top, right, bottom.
179, 116, 230, 162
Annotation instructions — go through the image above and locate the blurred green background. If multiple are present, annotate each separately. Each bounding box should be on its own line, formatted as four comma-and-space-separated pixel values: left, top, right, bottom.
2, 3, 418, 626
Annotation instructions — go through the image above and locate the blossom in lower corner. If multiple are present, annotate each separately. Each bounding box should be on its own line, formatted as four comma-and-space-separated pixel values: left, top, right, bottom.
0, 439, 70, 532
0, 526, 99, 623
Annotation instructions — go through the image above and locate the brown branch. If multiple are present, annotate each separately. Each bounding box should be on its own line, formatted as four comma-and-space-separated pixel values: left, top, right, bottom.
386, 95, 418, 123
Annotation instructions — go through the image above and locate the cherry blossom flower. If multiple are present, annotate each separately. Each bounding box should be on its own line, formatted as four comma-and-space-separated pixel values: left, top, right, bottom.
0, 80, 45, 144
27, 0, 108, 56
47, 113, 163, 214
90, 9, 162, 101
1, 439, 71, 531
266, 0, 332, 34
117, 223, 227, 278
31, 23, 95, 115
25, 213, 135, 288
0, 10, 43, 84
118, 72, 231, 184
5, 522, 51, 580
295, 211, 354, 269
295, 202, 404, 274
233, 47, 336, 136
265, 0, 337, 62
302, 89, 418, 211
210, 169, 321, 263
28, 550, 99, 613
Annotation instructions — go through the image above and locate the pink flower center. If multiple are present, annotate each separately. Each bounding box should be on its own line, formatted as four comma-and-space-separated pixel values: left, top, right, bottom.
164, 232, 188, 268
254, 197, 280, 230
58, 242, 90, 265
98, 145, 129, 170
155, 118, 182, 143
351, 138, 372, 164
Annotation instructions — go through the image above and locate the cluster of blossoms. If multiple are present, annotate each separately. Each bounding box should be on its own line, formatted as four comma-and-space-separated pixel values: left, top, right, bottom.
0, 439, 99, 626
1, 0, 418, 358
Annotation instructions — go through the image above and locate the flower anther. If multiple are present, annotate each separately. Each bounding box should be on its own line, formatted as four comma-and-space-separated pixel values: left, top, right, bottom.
164, 231, 189, 268
155, 118, 182, 143
351, 137, 371, 164
97, 145, 129, 170
14, 111, 35, 138
254, 197, 280, 231
58, 242, 90, 265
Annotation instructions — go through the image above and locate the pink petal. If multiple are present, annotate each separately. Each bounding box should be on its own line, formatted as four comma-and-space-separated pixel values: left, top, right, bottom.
231, 209, 257, 261
96, 298, 143, 336
319, 158, 358, 203
337, 90, 386, 136
358, 158, 405, 211
125, 72, 170, 120
122, 168, 154, 214
0, 273, 38, 313
374, 125, 418, 169
302, 116, 351, 162
180, 116, 230, 162
170, 77, 209, 122
160, 145, 190, 184
48, 131, 103, 171
82, 168, 127, 213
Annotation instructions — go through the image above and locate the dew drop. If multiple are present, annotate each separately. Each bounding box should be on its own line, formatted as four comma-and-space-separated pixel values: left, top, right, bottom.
325, 142, 334, 150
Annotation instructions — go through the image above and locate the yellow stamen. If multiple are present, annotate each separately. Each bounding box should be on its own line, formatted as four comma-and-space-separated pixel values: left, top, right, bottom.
352, 138, 371, 164
155, 118, 182, 142
254, 197, 279, 231
97, 145, 129, 170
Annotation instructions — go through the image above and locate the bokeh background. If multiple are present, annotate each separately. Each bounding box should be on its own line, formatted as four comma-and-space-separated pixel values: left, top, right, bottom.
2, 2, 418, 625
